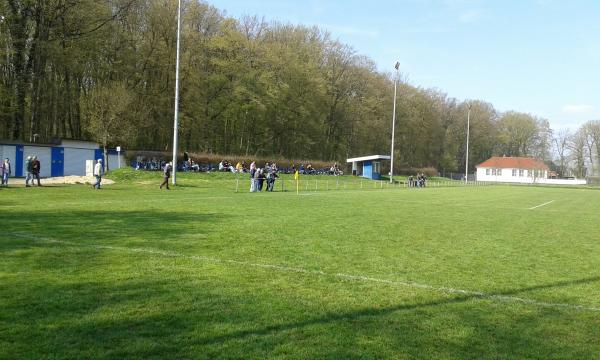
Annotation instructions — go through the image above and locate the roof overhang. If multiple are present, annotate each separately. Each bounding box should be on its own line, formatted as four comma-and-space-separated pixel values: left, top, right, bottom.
346, 155, 391, 163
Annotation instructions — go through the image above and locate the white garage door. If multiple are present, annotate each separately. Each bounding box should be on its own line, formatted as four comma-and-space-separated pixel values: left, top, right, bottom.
23, 146, 52, 177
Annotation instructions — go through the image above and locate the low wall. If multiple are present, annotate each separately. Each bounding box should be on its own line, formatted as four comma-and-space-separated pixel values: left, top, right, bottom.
540, 179, 587, 185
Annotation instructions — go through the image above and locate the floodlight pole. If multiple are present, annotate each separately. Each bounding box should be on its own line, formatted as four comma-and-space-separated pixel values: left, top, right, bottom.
171, 0, 182, 185
390, 62, 399, 184
465, 103, 472, 183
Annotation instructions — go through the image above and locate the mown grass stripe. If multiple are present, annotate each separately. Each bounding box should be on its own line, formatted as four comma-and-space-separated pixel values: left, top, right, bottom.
10, 232, 600, 314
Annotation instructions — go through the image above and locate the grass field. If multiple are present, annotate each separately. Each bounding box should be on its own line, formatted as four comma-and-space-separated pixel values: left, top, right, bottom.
2, 170, 600, 359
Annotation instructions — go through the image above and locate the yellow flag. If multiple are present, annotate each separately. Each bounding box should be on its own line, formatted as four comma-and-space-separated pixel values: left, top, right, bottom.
294, 170, 299, 180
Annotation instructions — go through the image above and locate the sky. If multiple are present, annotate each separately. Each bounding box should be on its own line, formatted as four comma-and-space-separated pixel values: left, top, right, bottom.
209, 0, 600, 131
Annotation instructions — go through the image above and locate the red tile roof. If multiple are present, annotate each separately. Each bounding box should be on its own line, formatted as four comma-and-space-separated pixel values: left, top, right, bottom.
476, 157, 549, 170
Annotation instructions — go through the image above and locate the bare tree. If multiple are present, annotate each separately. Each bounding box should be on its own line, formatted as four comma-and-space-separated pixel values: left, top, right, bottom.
568, 129, 587, 178
82, 82, 133, 171
552, 128, 571, 177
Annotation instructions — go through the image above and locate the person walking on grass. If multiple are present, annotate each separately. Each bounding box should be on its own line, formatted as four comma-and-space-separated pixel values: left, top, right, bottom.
31, 156, 41, 186
160, 161, 172, 190
93, 159, 104, 189
24, 156, 33, 187
1, 158, 11, 187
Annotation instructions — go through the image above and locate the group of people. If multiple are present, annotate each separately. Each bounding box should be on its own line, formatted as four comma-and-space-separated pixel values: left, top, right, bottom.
408, 173, 427, 188
296, 162, 342, 176
25, 156, 42, 187
249, 161, 279, 192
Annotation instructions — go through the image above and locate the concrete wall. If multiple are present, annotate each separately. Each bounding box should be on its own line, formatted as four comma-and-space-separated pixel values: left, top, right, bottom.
0, 145, 16, 167
0, 142, 116, 177
23, 146, 52, 177
64, 148, 96, 177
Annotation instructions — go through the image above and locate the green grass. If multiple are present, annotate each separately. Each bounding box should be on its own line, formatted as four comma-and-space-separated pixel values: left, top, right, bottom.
1, 170, 599, 359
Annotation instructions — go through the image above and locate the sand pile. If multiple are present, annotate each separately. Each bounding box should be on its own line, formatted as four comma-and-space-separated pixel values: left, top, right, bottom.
41, 176, 115, 185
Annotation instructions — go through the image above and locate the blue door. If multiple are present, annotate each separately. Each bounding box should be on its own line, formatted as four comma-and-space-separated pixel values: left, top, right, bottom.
51, 147, 64, 177
94, 149, 103, 162
15, 145, 24, 177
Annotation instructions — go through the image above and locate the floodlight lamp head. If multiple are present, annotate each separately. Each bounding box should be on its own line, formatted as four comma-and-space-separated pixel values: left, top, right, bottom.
394, 62, 400, 70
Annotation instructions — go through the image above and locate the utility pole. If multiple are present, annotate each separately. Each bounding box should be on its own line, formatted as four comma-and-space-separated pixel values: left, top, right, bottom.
171, 0, 182, 185
390, 61, 400, 183
465, 103, 472, 183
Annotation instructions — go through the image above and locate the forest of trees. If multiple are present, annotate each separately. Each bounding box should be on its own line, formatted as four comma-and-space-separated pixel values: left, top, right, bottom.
1, 0, 598, 176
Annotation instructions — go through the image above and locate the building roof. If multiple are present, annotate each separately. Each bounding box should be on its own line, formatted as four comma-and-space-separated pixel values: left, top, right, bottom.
476, 156, 549, 170
346, 155, 391, 163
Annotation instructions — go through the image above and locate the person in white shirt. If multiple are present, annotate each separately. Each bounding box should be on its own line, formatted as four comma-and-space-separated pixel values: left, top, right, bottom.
93, 159, 104, 189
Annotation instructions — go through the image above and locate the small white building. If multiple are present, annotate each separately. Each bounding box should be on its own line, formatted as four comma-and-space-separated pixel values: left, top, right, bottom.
347, 155, 391, 180
0, 139, 125, 177
475, 156, 586, 185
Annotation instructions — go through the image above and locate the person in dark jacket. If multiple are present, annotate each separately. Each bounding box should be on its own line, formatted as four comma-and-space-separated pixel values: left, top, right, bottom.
160, 162, 172, 190
258, 168, 268, 191
31, 156, 41, 186
266, 169, 278, 191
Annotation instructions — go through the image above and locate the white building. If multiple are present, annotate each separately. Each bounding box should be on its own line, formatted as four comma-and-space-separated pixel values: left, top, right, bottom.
476, 156, 586, 185
0, 139, 125, 177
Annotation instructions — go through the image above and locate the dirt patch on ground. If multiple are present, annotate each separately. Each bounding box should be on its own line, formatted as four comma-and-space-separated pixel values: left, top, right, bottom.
41, 176, 115, 185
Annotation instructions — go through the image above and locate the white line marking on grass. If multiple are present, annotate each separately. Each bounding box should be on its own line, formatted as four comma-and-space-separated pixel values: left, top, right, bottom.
529, 200, 555, 210
9, 232, 600, 313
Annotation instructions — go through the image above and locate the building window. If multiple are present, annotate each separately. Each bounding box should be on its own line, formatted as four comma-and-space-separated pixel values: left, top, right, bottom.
519, 169, 524, 177
486, 168, 490, 175
512, 169, 517, 176
373, 161, 381, 174
496, 169, 502, 176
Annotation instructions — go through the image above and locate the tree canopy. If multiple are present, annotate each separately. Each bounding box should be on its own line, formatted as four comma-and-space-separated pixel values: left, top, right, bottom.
0, 0, 597, 175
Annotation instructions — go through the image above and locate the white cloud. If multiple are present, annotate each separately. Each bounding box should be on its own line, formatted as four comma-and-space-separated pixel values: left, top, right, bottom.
562, 105, 595, 114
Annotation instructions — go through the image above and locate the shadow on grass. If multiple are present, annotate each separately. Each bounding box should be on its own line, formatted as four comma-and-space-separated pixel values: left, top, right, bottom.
195, 274, 600, 345
3, 206, 600, 358
2, 259, 600, 359
2, 209, 227, 254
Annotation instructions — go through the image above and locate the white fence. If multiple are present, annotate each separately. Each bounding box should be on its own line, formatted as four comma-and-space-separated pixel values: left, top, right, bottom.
233, 178, 500, 193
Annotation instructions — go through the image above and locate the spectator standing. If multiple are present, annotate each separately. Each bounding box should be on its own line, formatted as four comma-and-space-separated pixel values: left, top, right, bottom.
257, 168, 266, 191
24, 156, 33, 187
267, 168, 278, 191
31, 156, 41, 186
1, 158, 11, 186
160, 162, 172, 190
92, 159, 104, 189
249, 161, 257, 192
